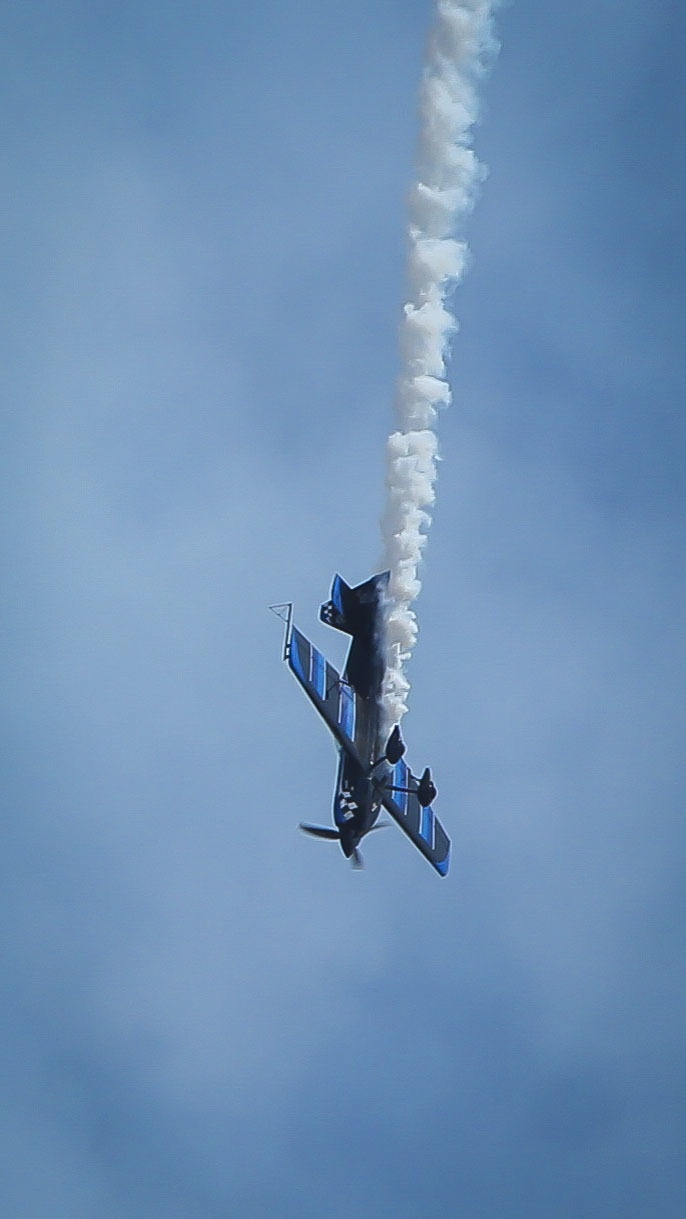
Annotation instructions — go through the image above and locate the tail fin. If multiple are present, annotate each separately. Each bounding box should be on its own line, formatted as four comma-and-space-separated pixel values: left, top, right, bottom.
320, 571, 389, 635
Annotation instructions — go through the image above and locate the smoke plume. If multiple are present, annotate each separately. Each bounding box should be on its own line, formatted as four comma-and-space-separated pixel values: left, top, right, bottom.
382, 0, 499, 728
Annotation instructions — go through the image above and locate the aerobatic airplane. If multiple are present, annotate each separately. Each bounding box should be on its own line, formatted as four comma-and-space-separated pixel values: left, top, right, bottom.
272, 572, 450, 875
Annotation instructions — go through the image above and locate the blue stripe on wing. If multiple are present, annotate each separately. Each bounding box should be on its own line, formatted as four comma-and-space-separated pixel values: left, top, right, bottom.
434, 845, 451, 876
338, 682, 355, 739
419, 804, 435, 848
311, 645, 326, 698
380, 763, 450, 877
287, 624, 360, 761
290, 629, 308, 682
392, 759, 409, 813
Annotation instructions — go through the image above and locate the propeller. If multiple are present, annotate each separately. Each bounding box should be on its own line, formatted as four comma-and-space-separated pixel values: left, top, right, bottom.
350, 819, 392, 867
299, 821, 391, 870
299, 823, 340, 840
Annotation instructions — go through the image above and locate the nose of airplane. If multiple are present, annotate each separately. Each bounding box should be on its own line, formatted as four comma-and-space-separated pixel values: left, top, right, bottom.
339, 826, 356, 858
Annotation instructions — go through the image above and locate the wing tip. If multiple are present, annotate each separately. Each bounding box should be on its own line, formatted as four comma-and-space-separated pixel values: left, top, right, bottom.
434, 844, 451, 877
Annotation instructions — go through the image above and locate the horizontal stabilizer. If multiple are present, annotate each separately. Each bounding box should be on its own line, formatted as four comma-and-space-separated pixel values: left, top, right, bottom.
320, 571, 389, 635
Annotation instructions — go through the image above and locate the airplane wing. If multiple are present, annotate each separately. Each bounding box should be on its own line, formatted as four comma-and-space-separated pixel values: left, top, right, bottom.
287, 624, 362, 764
379, 758, 451, 877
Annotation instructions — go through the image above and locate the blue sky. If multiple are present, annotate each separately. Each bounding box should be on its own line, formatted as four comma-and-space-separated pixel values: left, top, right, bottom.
3, 1, 685, 1215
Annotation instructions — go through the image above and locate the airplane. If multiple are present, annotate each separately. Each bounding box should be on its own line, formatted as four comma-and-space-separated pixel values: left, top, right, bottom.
271, 571, 450, 876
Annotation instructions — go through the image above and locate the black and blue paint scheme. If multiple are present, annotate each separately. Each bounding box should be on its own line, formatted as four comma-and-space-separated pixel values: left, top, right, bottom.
280, 572, 451, 876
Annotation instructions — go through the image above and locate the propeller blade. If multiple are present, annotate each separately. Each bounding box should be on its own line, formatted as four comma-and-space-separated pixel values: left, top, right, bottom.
367, 820, 392, 833
351, 847, 364, 869
299, 823, 340, 840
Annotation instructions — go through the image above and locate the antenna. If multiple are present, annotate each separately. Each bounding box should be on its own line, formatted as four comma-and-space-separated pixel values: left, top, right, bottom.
268, 602, 293, 660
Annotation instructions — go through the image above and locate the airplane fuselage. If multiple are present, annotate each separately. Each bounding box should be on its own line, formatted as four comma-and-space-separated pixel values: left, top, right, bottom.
333, 748, 386, 858
282, 571, 450, 875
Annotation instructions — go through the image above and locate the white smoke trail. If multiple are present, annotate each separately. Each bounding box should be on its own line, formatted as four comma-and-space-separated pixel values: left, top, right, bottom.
382, 0, 499, 729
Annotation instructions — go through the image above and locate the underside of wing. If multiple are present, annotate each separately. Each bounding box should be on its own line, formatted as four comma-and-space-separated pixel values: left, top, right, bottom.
288, 625, 361, 762
379, 758, 451, 877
